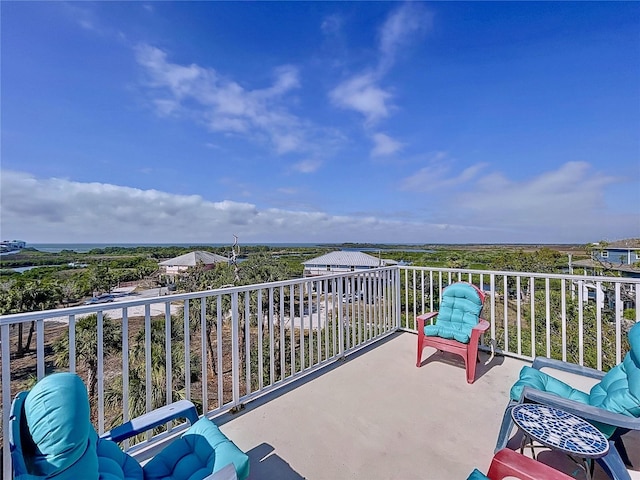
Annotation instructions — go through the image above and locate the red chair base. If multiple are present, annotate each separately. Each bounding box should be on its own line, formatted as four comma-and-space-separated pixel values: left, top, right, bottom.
487, 448, 574, 480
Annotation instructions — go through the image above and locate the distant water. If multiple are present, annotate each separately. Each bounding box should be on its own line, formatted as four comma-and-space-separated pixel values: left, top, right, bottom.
30, 243, 321, 253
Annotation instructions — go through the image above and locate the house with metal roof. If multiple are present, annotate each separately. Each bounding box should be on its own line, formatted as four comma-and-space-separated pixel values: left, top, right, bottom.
572, 238, 640, 279
302, 250, 395, 277
158, 250, 229, 276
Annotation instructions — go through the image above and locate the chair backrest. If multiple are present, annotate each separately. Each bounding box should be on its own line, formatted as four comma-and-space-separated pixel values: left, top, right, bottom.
12, 372, 101, 479
436, 282, 484, 329
589, 322, 640, 418
9, 391, 31, 477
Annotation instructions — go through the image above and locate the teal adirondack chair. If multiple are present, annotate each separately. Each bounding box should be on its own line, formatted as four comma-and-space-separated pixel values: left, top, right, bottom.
10, 372, 249, 480
495, 322, 640, 480
416, 282, 489, 383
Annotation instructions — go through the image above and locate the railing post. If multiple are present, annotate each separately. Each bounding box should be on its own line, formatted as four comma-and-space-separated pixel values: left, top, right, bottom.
2, 324, 12, 480
395, 267, 401, 331
338, 277, 345, 357
231, 292, 240, 406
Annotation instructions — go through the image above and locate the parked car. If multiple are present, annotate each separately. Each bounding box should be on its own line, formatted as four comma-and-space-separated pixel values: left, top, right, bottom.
84, 294, 115, 305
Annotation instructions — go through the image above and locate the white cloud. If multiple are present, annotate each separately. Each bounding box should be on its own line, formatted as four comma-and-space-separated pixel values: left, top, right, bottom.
329, 72, 392, 125
371, 133, 404, 157
378, 3, 432, 73
457, 161, 618, 227
292, 159, 322, 174
135, 45, 306, 154
328, 4, 431, 131
399, 160, 639, 241
400, 152, 485, 191
2, 168, 637, 244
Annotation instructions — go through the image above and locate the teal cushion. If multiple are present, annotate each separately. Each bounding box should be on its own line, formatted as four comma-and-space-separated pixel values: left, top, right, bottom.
24, 372, 99, 478
588, 324, 640, 417
510, 322, 640, 438
466, 468, 489, 480
143, 417, 250, 480
510, 366, 590, 404
97, 437, 143, 479
425, 283, 483, 343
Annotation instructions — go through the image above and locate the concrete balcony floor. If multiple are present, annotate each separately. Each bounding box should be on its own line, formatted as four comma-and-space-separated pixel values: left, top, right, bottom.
213, 332, 640, 480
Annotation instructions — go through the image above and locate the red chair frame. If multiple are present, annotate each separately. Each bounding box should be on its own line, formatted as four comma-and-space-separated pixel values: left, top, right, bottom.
416, 282, 489, 384
487, 448, 574, 479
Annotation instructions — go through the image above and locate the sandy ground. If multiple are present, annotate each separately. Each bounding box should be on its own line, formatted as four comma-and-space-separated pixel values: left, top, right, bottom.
43, 291, 370, 332
45, 287, 181, 324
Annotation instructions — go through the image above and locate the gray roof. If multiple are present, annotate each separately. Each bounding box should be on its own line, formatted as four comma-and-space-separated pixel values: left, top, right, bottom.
604, 239, 640, 249
571, 258, 640, 274
303, 251, 384, 267
159, 251, 229, 267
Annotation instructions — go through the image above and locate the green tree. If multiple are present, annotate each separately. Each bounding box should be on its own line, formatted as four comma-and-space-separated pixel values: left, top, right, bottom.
88, 263, 115, 294
105, 316, 200, 429
52, 313, 121, 398
4, 279, 63, 356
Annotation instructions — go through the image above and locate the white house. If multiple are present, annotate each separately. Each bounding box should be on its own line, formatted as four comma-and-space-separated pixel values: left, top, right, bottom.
159, 251, 229, 276
302, 251, 396, 277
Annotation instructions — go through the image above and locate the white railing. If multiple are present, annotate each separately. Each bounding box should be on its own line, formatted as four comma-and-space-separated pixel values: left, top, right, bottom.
2, 265, 639, 478
0, 267, 399, 478
399, 266, 640, 369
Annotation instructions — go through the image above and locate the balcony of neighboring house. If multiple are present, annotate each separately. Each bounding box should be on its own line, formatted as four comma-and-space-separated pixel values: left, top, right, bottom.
2, 266, 640, 479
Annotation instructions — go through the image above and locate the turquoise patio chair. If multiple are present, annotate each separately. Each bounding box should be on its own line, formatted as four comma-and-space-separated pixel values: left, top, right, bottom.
416, 282, 489, 383
9, 372, 249, 480
495, 322, 640, 480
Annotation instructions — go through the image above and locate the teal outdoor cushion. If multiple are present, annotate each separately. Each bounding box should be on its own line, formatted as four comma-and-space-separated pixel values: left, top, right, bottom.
466, 468, 490, 480
510, 322, 640, 438
424, 282, 483, 343
24, 372, 99, 478
510, 366, 591, 405
143, 417, 250, 480
22, 372, 142, 480
97, 437, 144, 480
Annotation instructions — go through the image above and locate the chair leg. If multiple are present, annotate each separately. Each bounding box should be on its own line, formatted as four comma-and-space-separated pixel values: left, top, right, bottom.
610, 429, 633, 468
416, 334, 424, 367
596, 441, 632, 480
465, 352, 475, 384
466, 344, 478, 384
495, 401, 517, 454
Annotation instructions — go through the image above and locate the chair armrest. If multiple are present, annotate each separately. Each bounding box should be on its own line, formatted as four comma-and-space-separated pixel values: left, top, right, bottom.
101, 400, 200, 443
204, 463, 238, 480
469, 319, 490, 344
531, 356, 606, 380
473, 319, 490, 333
520, 387, 640, 431
417, 312, 438, 330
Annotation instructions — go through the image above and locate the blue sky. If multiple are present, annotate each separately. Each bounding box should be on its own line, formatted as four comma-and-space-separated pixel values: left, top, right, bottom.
2, 1, 639, 244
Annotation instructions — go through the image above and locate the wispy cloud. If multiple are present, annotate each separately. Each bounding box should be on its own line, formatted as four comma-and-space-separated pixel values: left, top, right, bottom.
329, 2, 431, 154
371, 132, 404, 157
329, 72, 392, 125
135, 44, 308, 154
456, 161, 619, 227
400, 152, 485, 191
399, 160, 637, 240
292, 159, 322, 174
378, 3, 431, 74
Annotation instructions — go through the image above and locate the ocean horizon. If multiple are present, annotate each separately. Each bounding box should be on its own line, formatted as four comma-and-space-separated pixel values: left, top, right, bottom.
29, 242, 325, 253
